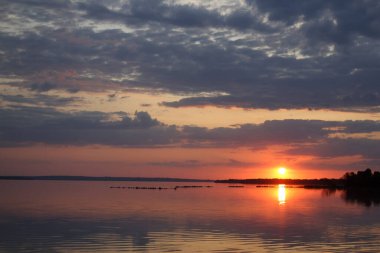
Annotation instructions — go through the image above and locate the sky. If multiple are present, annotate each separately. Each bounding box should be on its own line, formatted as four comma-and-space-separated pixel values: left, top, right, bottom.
1, 0, 380, 179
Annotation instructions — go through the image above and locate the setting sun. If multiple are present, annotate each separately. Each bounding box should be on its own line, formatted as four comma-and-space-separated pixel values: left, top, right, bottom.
278, 167, 287, 176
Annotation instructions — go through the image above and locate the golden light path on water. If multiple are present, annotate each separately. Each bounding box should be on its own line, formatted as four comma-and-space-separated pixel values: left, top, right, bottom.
278, 184, 286, 205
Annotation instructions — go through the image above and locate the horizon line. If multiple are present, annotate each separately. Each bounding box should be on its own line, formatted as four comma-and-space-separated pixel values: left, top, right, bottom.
0, 175, 344, 182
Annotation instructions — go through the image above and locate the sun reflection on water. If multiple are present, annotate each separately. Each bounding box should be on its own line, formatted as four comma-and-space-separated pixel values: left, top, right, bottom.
278, 184, 286, 205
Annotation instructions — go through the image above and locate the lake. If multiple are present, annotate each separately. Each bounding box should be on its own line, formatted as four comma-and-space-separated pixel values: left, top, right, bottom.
0, 181, 379, 252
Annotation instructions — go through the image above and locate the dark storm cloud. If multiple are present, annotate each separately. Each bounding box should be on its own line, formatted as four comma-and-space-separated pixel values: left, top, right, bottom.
1, 0, 380, 111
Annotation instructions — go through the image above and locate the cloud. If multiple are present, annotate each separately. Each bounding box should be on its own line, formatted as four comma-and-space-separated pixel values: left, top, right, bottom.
2, 0, 71, 8
181, 120, 331, 147
28, 81, 80, 94
336, 120, 380, 133
0, 94, 81, 107
161, 92, 380, 110
0, 107, 177, 147
249, 0, 380, 44
1, 0, 380, 112
79, 0, 273, 32
0, 105, 379, 169
287, 138, 380, 160
29, 82, 58, 92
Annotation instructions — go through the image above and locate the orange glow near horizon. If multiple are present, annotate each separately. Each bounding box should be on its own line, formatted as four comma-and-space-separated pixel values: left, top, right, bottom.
0, 145, 356, 179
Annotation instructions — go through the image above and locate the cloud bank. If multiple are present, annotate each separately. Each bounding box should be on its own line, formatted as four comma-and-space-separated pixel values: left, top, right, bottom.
1, 0, 380, 111
1, 107, 379, 164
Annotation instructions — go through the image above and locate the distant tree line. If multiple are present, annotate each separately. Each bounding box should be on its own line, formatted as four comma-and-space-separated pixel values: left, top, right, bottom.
343, 168, 380, 188
215, 168, 380, 189
214, 178, 343, 187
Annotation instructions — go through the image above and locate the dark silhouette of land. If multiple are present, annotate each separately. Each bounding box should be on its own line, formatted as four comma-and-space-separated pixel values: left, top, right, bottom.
217, 168, 380, 207
215, 178, 345, 188
342, 168, 380, 188
216, 168, 380, 189
340, 169, 380, 207
0, 175, 212, 183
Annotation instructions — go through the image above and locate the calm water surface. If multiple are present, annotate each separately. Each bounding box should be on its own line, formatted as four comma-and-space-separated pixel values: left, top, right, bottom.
0, 181, 380, 252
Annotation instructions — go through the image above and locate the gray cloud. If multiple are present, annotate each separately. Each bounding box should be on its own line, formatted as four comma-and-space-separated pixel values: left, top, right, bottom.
29, 82, 58, 92
1, 0, 380, 111
0, 94, 81, 107
0, 104, 379, 170
2, 0, 71, 8
1, 106, 379, 163
181, 120, 331, 147
0, 107, 177, 147
336, 120, 380, 133
28, 81, 80, 94
161, 92, 380, 110
250, 0, 380, 44
287, 138, 380, 160
79, 0, 273, 32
